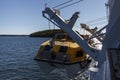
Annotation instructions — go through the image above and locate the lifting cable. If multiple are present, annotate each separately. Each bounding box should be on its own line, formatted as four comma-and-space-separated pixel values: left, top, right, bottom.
53, 0, 83, 10
84, 16, 107, 24
53, 0, 73, 9
88, 21, 107, 26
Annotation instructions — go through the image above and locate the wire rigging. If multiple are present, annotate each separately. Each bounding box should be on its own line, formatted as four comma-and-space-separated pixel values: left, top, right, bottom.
84, 16, 107, 24
48, 0, 83, 10
53, 0, 73, 9
45, 0, 107, 29
88, 21, 107, 26
57, 0, 84, 10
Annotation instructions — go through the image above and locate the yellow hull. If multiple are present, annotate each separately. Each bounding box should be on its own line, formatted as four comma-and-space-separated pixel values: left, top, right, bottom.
34, 39, 90, 63
34, 33, 92, 79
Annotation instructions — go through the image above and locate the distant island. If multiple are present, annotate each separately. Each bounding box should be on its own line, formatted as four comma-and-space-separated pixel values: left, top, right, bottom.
0, 35, 28, 37
29, 29, 64, 37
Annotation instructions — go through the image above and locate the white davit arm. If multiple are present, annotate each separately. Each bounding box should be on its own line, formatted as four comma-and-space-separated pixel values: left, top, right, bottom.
42, 7, 101, 61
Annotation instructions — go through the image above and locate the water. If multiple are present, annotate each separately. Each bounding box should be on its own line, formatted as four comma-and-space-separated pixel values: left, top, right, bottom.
0, 36, 67, 80
0, 36, 90, 80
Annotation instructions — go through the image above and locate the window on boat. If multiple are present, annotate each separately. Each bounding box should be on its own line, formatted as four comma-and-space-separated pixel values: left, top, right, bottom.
66, 35, 73, 40
56, 34, 66, 39
76, 51, 83, 57
52, 36, 56, 39
59, 46, 68, 53
44, 45, 51, 51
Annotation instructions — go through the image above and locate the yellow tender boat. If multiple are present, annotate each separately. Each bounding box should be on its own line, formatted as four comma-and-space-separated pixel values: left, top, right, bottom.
34, 33, 91, 67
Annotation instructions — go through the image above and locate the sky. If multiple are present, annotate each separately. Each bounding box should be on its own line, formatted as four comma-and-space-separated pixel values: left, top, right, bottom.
0, 0, 107, 35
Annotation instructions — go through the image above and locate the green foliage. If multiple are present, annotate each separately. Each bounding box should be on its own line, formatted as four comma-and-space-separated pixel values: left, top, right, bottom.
29, 29, 64, 37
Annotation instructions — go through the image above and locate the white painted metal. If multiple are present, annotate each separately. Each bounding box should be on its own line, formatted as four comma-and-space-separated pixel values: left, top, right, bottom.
42, 7, 100, 62
42, 0, 120, 79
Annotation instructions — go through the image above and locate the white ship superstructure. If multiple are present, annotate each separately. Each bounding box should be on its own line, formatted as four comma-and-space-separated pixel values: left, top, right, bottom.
40, 0, 120, 79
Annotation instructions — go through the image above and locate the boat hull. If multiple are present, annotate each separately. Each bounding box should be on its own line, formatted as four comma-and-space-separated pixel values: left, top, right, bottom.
35, 56, 91, 79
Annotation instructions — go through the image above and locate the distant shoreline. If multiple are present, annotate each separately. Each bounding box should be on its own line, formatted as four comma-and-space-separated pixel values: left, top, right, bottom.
29, 29, 64, 37
0, 35, 29, 37
0, 29, 64, 37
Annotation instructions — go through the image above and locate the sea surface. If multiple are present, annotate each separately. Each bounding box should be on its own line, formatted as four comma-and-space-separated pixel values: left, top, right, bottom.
0, 36, 89, 80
